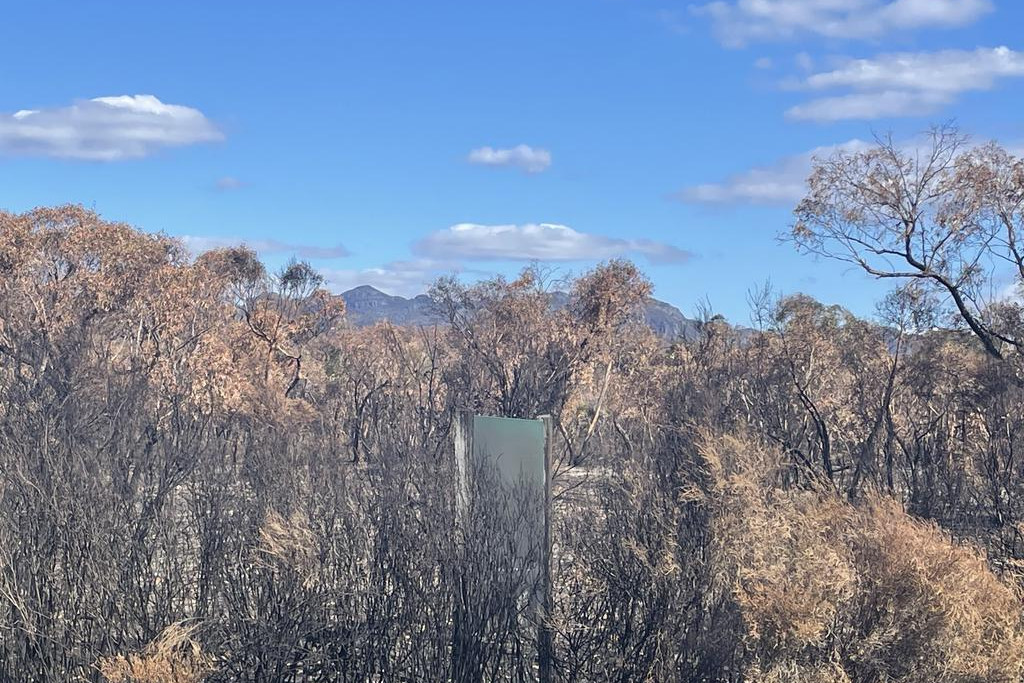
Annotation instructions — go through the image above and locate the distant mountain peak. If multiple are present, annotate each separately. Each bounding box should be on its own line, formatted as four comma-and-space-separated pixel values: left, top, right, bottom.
344, 285, 392, 298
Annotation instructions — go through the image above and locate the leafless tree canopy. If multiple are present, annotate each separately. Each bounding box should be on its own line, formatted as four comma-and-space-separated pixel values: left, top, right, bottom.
793, 124, 1024, 360
2, 187, 1024, 681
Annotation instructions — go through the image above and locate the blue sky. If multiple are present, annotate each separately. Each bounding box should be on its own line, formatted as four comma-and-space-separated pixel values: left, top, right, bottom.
2, 0, 1023, 322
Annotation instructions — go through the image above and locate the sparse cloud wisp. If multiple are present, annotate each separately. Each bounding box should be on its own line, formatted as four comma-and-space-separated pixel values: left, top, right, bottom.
215, 176, 245, 191
415, 223, 692, 264
692, 0, 993, 48
676, 140, 872, 206
181, 235, 350, 260
467, 145, 552, 174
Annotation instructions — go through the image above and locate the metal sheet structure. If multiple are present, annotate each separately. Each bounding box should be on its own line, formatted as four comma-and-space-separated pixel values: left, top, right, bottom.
472, 414, 546, 488
452, 411, 554, 682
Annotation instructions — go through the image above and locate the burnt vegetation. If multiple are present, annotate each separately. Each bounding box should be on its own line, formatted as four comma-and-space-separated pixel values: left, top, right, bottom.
3, 127, 1024, 681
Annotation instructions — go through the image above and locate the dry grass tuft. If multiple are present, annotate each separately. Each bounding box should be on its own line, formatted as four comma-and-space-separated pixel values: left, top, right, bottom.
97, 623, 215, 683
257, 508, 319, 582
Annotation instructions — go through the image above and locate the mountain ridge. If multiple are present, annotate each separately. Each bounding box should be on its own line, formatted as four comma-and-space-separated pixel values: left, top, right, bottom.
339, 285, 701, 340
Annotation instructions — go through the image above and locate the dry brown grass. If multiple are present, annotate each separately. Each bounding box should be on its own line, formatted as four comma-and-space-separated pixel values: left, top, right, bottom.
703, 434, 1024, 683
257, 510, 317, 568
97, 623, 215, 683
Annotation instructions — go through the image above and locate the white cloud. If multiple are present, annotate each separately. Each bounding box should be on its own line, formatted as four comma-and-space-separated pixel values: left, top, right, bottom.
675, 139, 872, 205
754, 57, 774, 69
0, 95, 223, 160
320, 259, 457, 297
415, 223, 692, 264
787, 46, 1024, 121
693, 0, 993, 47
800, 47, 1024, 92
467, 144, 552, 174
681, 132, 1024, 207
786, 90, 949, 121
214, 176, 245, 191
181, 235, 350, 260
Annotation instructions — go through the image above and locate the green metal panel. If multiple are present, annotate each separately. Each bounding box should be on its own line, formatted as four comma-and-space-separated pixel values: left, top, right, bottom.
471, 415, 546, 487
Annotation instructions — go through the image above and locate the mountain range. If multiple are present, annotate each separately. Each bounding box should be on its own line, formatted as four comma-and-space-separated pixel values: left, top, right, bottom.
339, 285, 701, 341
